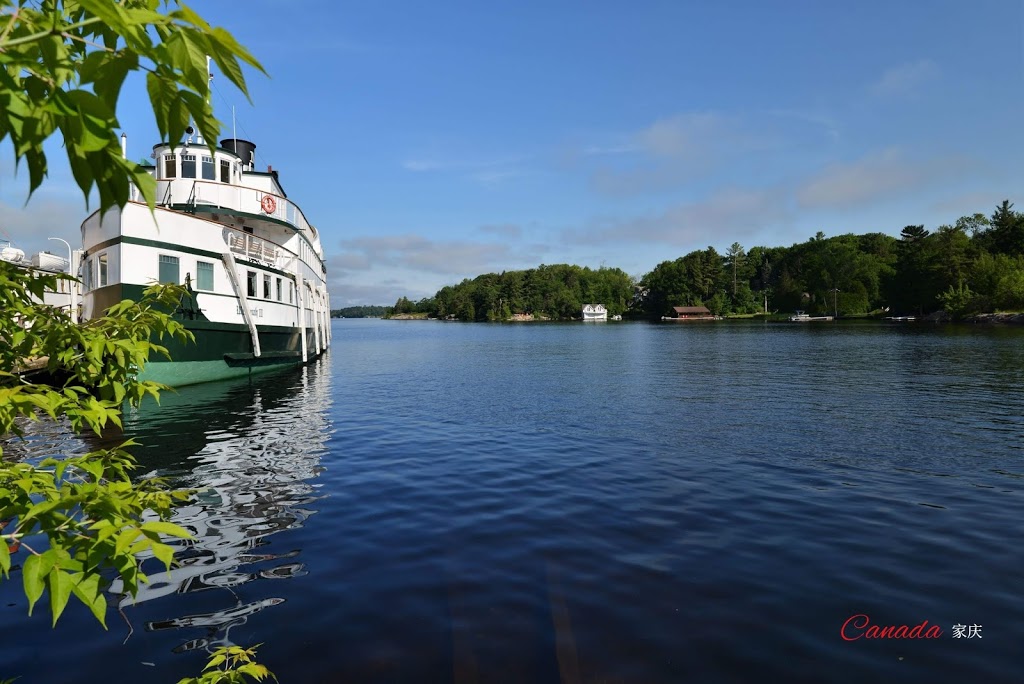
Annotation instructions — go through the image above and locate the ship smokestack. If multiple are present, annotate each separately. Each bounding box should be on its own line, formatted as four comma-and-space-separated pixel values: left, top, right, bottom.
220, 138, 256, 171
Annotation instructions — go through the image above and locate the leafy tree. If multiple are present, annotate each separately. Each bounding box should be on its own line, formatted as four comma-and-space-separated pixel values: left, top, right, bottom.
988, 200, 1024, 256
0, 0, 262, 212
1, 1, 272, 680
331, 305, 388, 318
932, 223, 974, 292
421, 264, 633, 321
938, 282, 978, 319
725, 242, 745, 297
891, 225, 938, 315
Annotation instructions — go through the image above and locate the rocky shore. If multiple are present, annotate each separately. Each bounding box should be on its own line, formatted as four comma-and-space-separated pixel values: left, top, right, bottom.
924, 311, 1024, 324
964, 312, 1024, 325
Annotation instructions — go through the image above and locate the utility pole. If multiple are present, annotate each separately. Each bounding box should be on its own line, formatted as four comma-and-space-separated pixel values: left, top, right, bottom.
829, 288, 840, 320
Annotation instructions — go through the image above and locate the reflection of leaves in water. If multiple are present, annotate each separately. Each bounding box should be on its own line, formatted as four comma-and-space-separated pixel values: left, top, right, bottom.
107, 362, 333, 653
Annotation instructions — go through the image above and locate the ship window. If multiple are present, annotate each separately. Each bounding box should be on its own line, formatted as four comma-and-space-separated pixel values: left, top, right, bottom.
163, 154, 176, 178
246, 271, 257, 298
158, 254, 179, 284
98, 253, 108, 287
220, 159, 231, 183
181, 154, 196, 178
288, 282, 293, 304
197, 261, 214, 290
202, 156, 215, 180
276, 277, 282, 301
263, 274, 271, 299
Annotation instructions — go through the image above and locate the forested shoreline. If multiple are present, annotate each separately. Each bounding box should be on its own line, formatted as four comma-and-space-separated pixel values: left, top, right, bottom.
385, 201, 1024, 321
331, 305, 389, 318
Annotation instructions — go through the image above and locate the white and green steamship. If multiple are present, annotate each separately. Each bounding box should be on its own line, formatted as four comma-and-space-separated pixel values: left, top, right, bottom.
79, 135, 331, 386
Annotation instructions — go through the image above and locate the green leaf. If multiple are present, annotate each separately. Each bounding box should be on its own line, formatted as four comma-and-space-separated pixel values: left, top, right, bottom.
0, 537, 10, 576
48, 568, 74, 626
151, 542, 175, 572
140, 521, 191, 538
114, 528, 140, 556
74, 0, 125, 33
69, 573, 108, 629
21, 497, 64, 522
22, 552, 53, 616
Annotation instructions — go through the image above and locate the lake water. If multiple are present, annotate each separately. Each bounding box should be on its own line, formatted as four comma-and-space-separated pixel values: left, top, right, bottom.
3, 318, 1023, 683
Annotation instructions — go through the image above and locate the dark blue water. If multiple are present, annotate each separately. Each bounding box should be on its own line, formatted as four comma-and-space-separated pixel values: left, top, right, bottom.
3, 319, 1023, 683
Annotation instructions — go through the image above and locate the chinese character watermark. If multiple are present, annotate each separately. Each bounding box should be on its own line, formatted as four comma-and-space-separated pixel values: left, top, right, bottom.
952, 624, 982, 638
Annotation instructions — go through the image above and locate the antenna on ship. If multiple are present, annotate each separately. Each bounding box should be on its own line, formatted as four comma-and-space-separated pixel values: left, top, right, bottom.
193, 56, 213, 146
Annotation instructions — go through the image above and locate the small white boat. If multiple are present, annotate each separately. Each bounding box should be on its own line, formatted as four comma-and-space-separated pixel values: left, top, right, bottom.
789, 310, 833, 322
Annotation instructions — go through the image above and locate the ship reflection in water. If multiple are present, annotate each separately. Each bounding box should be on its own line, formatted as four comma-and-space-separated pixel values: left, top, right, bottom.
103, 359, 332, 655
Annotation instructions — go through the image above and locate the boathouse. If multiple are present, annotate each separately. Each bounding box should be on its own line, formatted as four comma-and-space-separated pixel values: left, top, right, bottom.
670, 306, 712, 319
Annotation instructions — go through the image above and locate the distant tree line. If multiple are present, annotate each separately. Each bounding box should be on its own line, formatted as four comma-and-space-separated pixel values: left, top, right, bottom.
638, 200, 1024, 318
388, 265, 635, 321
331, 305, 389, 318
385, 200, 1023, 320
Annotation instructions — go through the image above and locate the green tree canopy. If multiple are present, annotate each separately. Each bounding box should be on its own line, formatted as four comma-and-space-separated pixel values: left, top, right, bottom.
1, 0, 262, 211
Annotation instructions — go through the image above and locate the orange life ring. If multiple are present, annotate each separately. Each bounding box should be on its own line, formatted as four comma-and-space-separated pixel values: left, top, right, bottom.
261, 195, 277, 213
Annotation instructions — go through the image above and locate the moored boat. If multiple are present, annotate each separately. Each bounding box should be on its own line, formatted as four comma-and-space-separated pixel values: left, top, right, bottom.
789, 310, 833, 322
79, 134, 330, 386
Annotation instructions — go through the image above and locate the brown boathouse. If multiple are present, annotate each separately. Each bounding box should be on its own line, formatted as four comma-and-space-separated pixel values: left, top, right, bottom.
670, 306, 713, 319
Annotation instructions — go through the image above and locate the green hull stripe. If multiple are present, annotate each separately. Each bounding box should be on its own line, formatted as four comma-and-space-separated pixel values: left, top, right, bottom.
138, 358, 311, 386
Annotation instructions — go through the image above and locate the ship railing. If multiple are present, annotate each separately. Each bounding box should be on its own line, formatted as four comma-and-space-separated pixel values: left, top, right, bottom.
224, 228, 298, 273
156, 179, 317, 236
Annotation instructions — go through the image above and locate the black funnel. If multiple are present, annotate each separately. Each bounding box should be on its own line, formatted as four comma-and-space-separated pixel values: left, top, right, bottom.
220, 139, 256, 167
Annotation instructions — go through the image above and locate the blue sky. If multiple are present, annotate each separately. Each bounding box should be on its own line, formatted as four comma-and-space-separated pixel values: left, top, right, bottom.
1, 0, 1022, 306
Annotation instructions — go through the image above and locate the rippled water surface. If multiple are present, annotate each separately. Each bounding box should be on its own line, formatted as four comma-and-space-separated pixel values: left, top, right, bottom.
3, 319, 1023, 683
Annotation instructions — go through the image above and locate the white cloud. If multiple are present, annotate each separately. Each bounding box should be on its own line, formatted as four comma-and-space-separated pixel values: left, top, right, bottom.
931, 191, 1008, 216
328, 252, 372, 272
869, 59, 939, 97
764, 108, 841, 141
564, 188, 789, 247
581, 144, 638, 156
0, 198, 86, 257
329, 280, 418, 308
584, 112, 761, 197
401, 153, 530, 186
796, 148, 930, 209
339, 233, 546, 276
478, 223, 522, 239
402, 159, 444, 172
637, 112, 725, 159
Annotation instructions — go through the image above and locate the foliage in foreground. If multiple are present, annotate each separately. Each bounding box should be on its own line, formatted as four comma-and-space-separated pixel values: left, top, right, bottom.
0, 0, 262, 213
2, 1, 274, 680
178, 646, 276, 684
1, 263, 196, 625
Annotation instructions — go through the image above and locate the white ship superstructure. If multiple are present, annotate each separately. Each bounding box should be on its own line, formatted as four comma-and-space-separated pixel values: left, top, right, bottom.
79, 135, 330, 385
